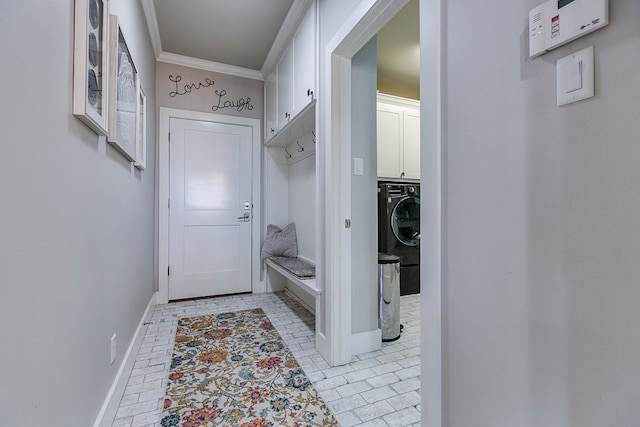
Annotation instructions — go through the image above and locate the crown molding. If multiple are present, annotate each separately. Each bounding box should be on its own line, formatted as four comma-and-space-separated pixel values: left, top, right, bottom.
261, 0, 314, 78
141, 0, 163, 59
141, 0, 299, 81
377, 92, 420, 108
157, 52, 264, 81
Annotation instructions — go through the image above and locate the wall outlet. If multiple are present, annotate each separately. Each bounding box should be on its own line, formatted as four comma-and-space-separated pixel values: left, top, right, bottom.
110, 333, 117, 364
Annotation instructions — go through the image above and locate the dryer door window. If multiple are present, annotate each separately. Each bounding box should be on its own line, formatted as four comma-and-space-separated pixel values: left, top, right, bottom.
391, 196, 420, 247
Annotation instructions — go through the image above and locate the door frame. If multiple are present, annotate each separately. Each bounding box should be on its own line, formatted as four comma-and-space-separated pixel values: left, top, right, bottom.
157, 108, 262, 304
316, 0, 411, 370
319, 0, 443, 425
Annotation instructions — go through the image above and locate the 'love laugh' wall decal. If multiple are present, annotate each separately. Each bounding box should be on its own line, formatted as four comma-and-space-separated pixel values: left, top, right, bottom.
168, 74, 254, 113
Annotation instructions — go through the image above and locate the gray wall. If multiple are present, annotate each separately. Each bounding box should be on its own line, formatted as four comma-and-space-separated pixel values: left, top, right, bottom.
155, 62, 264, 122
441, 0, 640, 425
351, 38, 380, 334
319, 0, 361, 50
0, 1, 156, 426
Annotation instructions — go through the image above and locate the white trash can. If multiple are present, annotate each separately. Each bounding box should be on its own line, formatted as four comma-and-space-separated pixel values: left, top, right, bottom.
378, 253, 401, 342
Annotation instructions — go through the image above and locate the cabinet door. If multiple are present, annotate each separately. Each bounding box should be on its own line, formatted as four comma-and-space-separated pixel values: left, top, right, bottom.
276, 44, 294, 131
293, 3, 316, 116
402, 108, 421, 180
377, 103, 403, 179
264, 72, 277, 142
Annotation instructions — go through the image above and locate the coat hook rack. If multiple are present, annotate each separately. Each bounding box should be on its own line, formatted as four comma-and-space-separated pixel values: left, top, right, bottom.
284, 148, 292, 159
296, 141, 304, 152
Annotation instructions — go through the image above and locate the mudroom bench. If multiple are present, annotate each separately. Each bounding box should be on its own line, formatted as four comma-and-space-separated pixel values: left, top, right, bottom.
265, 256, 320, 314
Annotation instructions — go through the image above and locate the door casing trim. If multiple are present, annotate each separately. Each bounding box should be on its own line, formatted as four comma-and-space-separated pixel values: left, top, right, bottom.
157, 108, 262, 304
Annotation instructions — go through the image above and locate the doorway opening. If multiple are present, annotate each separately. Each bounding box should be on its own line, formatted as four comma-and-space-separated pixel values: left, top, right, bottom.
320, 0, 442, 424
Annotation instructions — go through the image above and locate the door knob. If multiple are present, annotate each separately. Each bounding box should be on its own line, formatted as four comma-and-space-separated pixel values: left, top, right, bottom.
237, 212, 250, 222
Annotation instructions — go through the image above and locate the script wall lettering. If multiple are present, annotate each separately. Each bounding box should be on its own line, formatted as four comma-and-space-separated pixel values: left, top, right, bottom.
167, 74, 254, 113
211, 90, 253, 113
168, 75, 214, 97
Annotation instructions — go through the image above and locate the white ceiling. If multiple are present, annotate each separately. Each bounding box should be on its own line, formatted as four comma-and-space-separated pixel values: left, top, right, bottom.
152, 0, 293, 71
377, 0, 420, 99
144, 0, 419, 97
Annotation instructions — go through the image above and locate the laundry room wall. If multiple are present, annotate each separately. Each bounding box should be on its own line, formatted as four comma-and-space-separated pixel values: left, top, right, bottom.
350, 37, 380, 341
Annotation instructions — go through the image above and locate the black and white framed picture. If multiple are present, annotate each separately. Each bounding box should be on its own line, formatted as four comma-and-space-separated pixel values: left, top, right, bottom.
107, 14, 138, 161
73, 0, 109, 135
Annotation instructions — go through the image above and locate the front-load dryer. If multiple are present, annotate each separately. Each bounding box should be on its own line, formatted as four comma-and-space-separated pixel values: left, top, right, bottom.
378, 182, 420, 295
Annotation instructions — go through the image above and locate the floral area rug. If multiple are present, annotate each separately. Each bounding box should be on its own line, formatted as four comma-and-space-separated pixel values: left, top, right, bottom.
160, 307, 337, 427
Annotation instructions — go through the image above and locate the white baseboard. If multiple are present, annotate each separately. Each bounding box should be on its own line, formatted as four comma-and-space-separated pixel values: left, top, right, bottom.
313, 329, 382, 367
253, 279, 266, 294
351, 329, 382, 356
315, 330, 333, 365
93, 292, 157, 427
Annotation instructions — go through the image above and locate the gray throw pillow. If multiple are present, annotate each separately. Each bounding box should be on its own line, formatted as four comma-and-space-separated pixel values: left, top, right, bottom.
261, 223, 298, 259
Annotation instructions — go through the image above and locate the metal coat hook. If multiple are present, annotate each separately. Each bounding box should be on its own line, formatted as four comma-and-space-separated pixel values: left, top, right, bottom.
284, 148, 292, 159
296, 141, 304, 152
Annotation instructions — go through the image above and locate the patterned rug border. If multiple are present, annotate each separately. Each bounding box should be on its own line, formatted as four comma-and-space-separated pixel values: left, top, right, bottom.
160, 307, 337, 427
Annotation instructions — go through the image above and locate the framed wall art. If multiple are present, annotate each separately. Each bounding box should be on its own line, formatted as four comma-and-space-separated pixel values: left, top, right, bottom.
73, 0, 109, 135
107, 14, 138, 161
134, 79, 147, 170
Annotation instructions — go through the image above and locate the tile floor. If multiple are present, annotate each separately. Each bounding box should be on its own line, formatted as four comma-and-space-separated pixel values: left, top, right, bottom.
111, 291, 421, 427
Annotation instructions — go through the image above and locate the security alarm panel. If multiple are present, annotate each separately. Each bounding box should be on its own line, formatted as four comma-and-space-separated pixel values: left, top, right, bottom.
529, 0, 608, 57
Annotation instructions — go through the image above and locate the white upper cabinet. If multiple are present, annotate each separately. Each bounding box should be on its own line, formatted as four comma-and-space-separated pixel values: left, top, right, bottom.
402, 108, 421, 180
377, 103, 403, 179
377, 94, 420, 180
276, 44, 294, 131
293, 4, 316, 116
265, 72, 277, 140
265, 1, 317, 146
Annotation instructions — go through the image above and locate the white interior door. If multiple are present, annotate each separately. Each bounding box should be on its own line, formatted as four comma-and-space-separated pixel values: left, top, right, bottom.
169, 118, 253, 300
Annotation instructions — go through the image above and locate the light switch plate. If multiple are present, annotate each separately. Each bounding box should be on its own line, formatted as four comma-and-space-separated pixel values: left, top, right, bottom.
353, 157, 364, 176
557, 45, 594, 106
